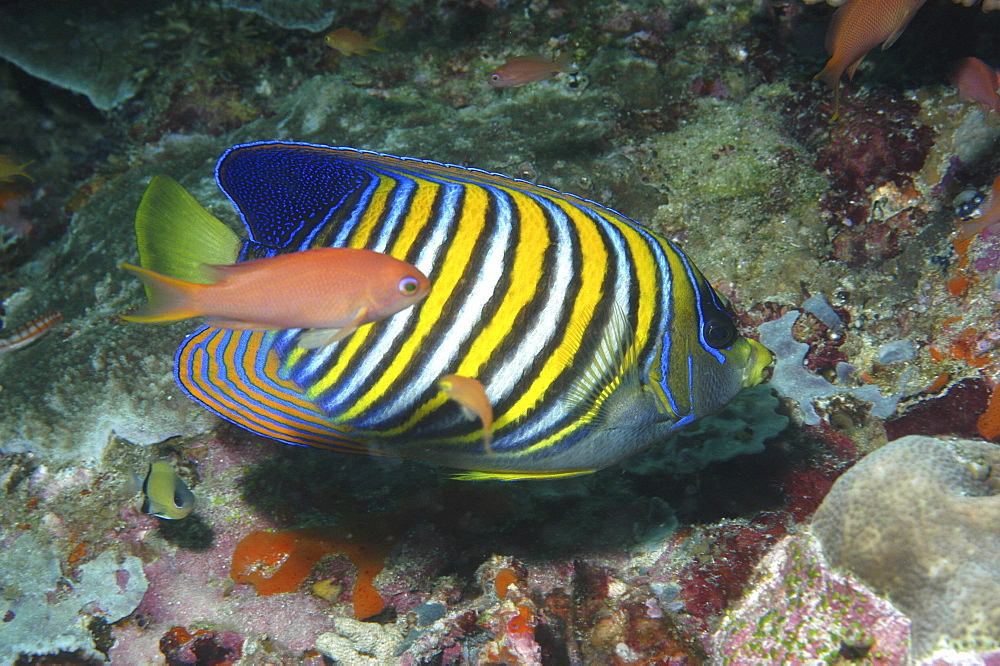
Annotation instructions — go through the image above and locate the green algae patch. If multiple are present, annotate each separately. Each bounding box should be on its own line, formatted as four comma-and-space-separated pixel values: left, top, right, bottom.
651, 84, 823, 205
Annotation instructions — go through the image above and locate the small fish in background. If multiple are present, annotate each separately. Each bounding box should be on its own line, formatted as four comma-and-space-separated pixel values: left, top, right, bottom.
142, 461, 195, 520
951, 57, 1000, 115
375, 7, 408, 36
438, 374, 494, 453
489, 52, 573, 88
120, 176, 430, 349
0, 155, 34, 183
0, 311, 62, 354
323, 27, 385, 56
814, 0, 927, 119
956, 174, 1000, 243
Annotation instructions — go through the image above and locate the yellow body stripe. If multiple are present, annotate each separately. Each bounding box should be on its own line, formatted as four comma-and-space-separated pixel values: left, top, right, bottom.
339, 181, 490, 420
390, 177, 439, 258
660, 238, 698, 415
503, 198, 607, 451
452, 468, 596, 481
345, 172, 397, 248
463, 187, 552, 429
617, 218, 670, 414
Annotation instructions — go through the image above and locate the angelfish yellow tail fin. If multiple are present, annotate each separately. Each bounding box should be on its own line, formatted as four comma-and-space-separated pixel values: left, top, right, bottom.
134, 175, 241, 296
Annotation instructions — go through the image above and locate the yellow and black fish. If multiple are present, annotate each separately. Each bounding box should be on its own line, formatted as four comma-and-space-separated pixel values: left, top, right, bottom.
138, 142, 770, 480
142, 461, 195, 519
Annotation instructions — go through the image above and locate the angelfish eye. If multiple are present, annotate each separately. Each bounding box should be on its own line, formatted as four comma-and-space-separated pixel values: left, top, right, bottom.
399, 276, 420, 294
703, 315, 737, 349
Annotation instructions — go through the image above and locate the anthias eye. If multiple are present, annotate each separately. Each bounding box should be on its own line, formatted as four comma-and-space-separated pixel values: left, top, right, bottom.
399, 276, 420, 294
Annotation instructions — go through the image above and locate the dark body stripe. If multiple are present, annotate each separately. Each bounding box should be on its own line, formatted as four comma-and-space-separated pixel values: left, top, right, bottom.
176, 142, 717, 463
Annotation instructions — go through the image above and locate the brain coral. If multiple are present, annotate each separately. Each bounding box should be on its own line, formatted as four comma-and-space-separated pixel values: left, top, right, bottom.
811, 435, 1000, 658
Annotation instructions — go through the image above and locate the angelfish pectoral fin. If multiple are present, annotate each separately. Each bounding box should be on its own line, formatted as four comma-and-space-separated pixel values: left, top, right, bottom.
438, 374, 494, 454
296, 306, 369, 349
560, 300, 642, 426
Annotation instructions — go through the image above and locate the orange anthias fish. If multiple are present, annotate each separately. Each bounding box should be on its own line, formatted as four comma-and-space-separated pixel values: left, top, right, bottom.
951, 57, 1000, 115
815, 0, 927, 119
956, 174, 1000, 243
0, 155, 34, 183
323, 27, 384, 56
438, 374, 494, 453
121, 247, 430, 349
489, 53, 573, 88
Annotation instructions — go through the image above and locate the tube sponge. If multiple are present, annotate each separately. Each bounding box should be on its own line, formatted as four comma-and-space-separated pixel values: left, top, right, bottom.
811, 435, 1000, 657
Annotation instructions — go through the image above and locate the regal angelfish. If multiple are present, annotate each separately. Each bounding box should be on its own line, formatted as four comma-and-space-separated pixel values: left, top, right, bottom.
132, 141, 771, 480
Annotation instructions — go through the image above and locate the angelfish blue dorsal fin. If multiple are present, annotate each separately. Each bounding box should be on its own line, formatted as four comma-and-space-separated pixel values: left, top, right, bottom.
215, 141, 371, 249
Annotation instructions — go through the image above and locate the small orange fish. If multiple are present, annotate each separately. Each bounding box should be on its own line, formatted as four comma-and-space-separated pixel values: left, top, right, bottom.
815, 0, 927, 119
0, 155, 34, 183
438, 374, 494, 453
121, 247, 430, 349
0, 311, 62, 354
956, 174, 1000, 243
323, 27, 384, 56
951, 57, 1000, 115
489, 53, 573, 88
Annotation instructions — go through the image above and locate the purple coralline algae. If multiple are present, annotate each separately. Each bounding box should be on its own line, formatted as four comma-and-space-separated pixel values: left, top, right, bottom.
759, 309, 901, 426
711, 533, 911, 663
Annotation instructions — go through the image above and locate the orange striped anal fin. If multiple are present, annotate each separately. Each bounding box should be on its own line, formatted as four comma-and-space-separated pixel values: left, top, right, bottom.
175, 326, 374, 455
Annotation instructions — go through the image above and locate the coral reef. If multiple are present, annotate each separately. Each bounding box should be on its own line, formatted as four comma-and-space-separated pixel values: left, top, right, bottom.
315, 618, 405, 665
0, 533, 148, 663
0, 4, 152, 110
2, 0, 1000, 661
759, 309, 901, 426
158, 626, 244, 666
812, 435, 1000, 657
220, 0, 341, 32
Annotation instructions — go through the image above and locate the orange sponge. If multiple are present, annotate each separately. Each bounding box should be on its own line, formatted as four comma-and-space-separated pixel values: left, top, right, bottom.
230, 527, 385, 618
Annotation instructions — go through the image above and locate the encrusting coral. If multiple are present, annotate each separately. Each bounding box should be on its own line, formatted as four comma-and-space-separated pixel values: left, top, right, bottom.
811, 435, 1000, 657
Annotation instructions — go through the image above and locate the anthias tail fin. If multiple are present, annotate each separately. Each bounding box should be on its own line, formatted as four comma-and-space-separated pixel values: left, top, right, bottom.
119, 263, 204, 323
